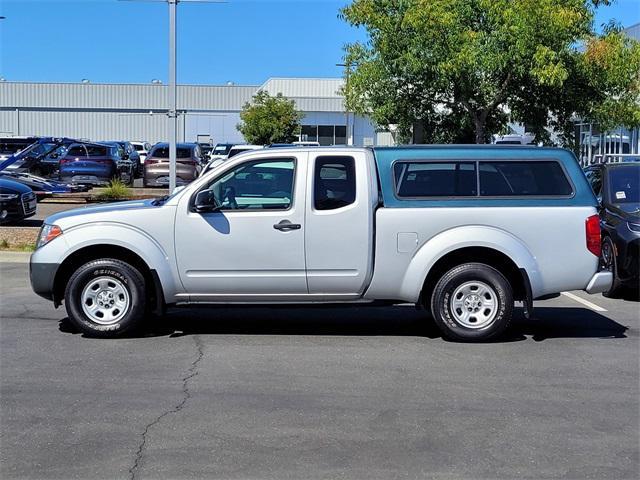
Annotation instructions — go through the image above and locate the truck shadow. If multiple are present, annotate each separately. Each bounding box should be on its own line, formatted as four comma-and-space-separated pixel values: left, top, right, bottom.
59, 305, 628, 342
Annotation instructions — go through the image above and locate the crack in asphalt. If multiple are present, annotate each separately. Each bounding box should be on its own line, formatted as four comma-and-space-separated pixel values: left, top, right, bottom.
128, 335, 204, 480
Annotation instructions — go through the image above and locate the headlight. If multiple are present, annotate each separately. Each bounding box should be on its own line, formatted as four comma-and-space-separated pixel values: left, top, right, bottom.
627, 222, 640, 234
37, 224, 63, 248
0, 193, 19, 201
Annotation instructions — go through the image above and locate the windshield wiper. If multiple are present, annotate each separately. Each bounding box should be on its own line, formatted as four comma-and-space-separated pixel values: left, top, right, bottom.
152, 195, 170, 206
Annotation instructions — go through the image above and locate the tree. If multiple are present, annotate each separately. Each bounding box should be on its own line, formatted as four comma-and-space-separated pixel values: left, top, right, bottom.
340, 0, 640, 144
237, 91, 303, 145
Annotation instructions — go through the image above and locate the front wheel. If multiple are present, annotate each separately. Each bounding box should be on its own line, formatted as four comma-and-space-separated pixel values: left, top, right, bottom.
430, 263, 513, 342
64, 258, 146, 337
601, 236, 623, 298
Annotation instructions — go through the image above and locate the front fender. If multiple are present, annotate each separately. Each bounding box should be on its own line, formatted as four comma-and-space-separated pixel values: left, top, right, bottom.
34, 221, 183, 301
399, 225, 542, 301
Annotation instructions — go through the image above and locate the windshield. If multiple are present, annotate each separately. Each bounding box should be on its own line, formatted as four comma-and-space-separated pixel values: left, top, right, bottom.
0, 140, 34, 156
213, 144, 233, 155
227, 147, 254, 158
66, 145, 110, 157
151, 147, 192, 159
608, 166, 640, 204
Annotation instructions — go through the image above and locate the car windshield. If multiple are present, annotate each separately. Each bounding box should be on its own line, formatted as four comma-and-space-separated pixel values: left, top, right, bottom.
151, 147, 192, 158
133, 144, 144, 151
608, 165, 640, 204
213, 145, 233, 155
227, 147, 255, 158
67, 145, 109, 157
0, 141, 33, 155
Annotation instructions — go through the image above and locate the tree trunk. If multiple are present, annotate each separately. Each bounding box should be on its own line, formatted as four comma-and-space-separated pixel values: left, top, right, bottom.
412, 120, 426, 144
474, 118, 486, 144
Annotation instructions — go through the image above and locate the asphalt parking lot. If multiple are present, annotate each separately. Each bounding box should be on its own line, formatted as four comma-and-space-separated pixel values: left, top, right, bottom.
1, 259, 638, 480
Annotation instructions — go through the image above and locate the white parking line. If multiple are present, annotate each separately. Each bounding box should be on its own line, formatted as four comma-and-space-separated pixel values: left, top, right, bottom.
561, 292, 607, 312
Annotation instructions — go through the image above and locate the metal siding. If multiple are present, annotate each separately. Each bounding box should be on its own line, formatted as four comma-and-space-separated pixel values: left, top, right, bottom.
1, 82, 257, 110
261, 78, 344, 98
0, 79, 370, 143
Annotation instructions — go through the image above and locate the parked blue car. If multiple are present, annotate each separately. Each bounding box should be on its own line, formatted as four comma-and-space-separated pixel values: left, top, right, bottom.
59, 142, 134, 186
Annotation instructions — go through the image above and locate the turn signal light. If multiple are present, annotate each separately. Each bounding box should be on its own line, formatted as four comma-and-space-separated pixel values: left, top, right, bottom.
585, 215, 601, 257
37, 224, 63, 249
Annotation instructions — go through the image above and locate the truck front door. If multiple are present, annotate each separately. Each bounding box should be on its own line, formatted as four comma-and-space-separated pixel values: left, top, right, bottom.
175, 154, 308, 299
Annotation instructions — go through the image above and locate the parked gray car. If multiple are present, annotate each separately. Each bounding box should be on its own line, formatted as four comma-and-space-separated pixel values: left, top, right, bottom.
143, 143, 203, 187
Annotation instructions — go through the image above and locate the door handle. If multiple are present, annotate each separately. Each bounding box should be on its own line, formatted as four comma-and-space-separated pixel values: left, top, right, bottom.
273, 220, 301, 231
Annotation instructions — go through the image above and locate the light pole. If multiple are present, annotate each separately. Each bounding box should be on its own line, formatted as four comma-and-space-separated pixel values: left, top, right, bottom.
336, 62, 356, 146
120, 0, 226, 191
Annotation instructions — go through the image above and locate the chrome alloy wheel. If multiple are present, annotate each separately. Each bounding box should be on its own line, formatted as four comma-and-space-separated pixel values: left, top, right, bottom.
450, 281, 498, 329
81, 276, 130, 325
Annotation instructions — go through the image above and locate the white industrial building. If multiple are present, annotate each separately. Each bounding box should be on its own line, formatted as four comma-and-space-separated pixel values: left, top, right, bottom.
0, 77, 391, 147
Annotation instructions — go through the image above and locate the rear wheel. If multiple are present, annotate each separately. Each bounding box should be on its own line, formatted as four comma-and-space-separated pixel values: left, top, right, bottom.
64, 258, 146, 337
430, 263, 513, 342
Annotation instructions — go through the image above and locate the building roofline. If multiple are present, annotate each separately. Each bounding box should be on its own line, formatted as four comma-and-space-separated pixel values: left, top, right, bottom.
0, 80, 260, 88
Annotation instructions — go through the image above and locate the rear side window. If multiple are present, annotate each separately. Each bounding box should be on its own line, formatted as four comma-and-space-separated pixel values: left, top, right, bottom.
394, 162, 477, 197
314, 156, 356, 210
479, 161, 572, 196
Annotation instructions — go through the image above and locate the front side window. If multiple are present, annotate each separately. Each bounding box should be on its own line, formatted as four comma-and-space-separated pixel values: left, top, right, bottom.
394, 162, 477, 197
314, 156, 356, 210
479, 161, 572, 196
199, 158, 295, 211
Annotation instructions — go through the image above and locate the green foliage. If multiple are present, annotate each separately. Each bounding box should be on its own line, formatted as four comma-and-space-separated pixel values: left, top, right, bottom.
237, 91, 303, 145
340, 0, 640, 144
97, 179, 132, 201
0, 239, 36, 252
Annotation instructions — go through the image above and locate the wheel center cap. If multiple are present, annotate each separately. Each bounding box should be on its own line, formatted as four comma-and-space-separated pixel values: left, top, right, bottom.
96, 290, 115, 308
464, 294, 482, 311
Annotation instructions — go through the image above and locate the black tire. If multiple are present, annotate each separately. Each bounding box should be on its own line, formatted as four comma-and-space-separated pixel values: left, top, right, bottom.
602, 236, 623, 298
430, 263, 513, 342
64, 258, 146, 338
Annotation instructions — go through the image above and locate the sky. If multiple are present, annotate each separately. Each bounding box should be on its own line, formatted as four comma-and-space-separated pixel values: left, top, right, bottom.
0, 0, 639, 86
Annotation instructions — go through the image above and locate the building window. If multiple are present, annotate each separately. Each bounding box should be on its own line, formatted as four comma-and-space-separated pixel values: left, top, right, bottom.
301, 125, 317, 142
318, 126, 334, 146
335, 126, 347, 145
300, 125, 347, 146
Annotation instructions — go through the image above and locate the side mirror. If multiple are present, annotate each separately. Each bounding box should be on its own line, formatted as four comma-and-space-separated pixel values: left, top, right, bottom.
193, 190, 220, 213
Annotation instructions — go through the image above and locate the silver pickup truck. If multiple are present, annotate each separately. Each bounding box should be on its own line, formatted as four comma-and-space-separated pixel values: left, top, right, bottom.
30, 146, 611, 341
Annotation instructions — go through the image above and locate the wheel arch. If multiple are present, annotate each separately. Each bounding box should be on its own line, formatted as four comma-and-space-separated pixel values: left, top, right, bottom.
398, 225, 541, 304
53, 244, 165, 314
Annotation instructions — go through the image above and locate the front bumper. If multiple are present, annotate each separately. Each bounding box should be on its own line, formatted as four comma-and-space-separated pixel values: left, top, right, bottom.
29, 259, 59, 301
584, 271, 613, 294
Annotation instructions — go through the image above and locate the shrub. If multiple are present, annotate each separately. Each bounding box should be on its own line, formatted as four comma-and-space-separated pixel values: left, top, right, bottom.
96, 179, 132, 201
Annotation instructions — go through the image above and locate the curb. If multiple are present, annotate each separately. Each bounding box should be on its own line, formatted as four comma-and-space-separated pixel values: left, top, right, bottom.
0, 251, 31, 263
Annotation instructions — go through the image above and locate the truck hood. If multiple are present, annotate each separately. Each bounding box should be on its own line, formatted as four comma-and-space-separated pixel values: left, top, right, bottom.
45, 199, 161, 226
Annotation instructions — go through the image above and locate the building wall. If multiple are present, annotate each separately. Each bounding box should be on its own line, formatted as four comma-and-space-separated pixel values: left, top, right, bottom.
0, 79, 384, 146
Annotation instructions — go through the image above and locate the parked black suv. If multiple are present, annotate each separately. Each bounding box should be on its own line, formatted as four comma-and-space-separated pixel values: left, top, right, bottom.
0, 177, 37, 224
584, 162, 640, 296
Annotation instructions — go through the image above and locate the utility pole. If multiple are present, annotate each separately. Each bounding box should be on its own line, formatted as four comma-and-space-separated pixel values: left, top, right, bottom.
336, 62, 356, 146
119, 0, 226, 191
168, 0, 178, 192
